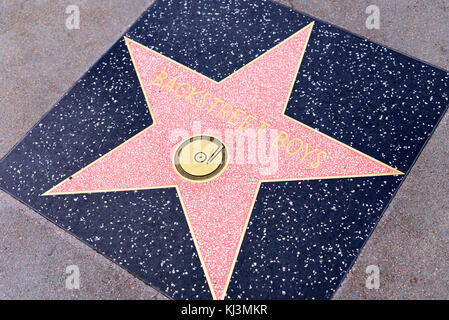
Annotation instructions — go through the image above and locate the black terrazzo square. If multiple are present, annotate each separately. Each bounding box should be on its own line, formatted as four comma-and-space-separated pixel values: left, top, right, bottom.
0, 0, 448, 300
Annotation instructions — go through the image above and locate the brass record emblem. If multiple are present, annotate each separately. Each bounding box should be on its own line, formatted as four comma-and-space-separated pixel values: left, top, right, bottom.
173, 135, 228, 182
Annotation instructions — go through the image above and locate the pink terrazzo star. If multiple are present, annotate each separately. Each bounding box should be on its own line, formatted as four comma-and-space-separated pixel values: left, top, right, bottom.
45, 23, 402, 300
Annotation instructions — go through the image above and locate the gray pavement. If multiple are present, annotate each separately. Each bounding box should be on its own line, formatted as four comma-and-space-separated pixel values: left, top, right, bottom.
0, 0, 447, 299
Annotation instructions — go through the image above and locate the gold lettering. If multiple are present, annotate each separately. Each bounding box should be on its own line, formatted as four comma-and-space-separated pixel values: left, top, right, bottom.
228, 109, 246, 127
216, 103, 234, 121
152, 71, 168, 86
174, 82, 191, 98
301, 144, 319, 161
311, 151, 328, 168
185, 87, 204, 104
152, 74, 328, 163
286, 137, 304, 155
162, 76, 177, 92
255, 120, 271, 136
196, 93, 212, 109
273, 131, 289, 148
207, 97, 224, 113
239, 114, 257, 132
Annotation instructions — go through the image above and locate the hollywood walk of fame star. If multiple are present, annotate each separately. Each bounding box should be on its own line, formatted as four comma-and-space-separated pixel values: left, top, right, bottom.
43, 22, 403, 300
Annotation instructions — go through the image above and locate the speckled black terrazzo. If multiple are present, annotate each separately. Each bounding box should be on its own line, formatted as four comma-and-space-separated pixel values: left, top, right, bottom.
0, 0, 448, 300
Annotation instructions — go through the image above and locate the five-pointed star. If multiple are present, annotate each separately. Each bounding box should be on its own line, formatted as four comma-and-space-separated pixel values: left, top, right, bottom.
44, 23, 402, 300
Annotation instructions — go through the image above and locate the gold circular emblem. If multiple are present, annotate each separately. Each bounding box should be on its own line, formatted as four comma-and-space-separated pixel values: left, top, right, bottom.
173, 135, 227, 182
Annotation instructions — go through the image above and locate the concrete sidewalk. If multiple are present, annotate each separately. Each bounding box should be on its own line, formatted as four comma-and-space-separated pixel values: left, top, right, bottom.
0, 0, 447, 299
